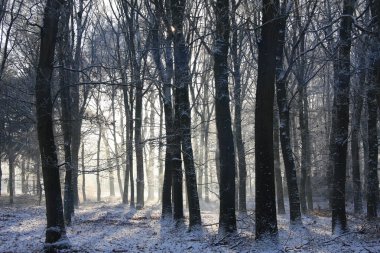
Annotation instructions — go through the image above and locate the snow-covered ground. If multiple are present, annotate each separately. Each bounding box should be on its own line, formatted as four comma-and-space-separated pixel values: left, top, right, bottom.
0, 196, 379, 252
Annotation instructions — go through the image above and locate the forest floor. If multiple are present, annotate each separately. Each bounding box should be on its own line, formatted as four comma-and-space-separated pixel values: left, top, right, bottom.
0, 195, 379, 252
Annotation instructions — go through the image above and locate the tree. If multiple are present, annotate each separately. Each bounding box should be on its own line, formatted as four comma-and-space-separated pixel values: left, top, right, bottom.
58, 0, 74, 225
171, 0, 201, 228
274, 0, 302, 223
255, 0, 279, 238
231, 0, 247, 213
331, 0, 356, 234
35, 0, 68, 248
214, 0, 236, 234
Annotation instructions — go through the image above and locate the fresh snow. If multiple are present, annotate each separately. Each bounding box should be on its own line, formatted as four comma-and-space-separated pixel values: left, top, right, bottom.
0, 196, 379, 252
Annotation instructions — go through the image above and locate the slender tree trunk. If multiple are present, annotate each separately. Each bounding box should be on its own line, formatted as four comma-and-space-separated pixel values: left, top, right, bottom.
35, 0, 67, 245
81, 143, 86, 202
96, 123, 102, 202
8, 152, 14, 204
232, 0, 247, 214
102, 134, 115, 197
214, 0, 237, 234
275, 26, 302, 222
274, 104, 285, 215
147, 91, 156, 201
255, 0, 279, 238
331, 0, 355, 234
298, 86, 308, 213
351, 48, 365, 214
70, 0, 85, 208
21, 159, 26, 194
58, 6, 74, 223
36, 159, 42, 206
112, 88, 123, 198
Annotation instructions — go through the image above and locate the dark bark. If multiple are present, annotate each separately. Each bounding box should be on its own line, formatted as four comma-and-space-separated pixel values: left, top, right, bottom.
255, 0, 279, 238
351, 59, 364, 214
150, 17, 174, 218
8, 152, 14, 204
274, 105, 285, 215
0, 157, 2, 196
81, 143, 86, 202
70, 0, 86, 208
35, 0, 67, 246
231, 0, 247, 214
58, 4, 74, 224
366, 70, 379, 219
367, 0, 380, 219
331, 0, 355, 234
275, 51, 302, 222
298, 86, 307, 213
214, 0, 237, 234
135, 80, 144, 209
171, 0, 201, 228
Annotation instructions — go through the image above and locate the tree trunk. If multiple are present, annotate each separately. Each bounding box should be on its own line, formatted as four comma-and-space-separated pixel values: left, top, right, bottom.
8, 152, 15, 204
331, 0, 355, 234
150, 16, 176, 218
35, 0, 67, 246
21, 159, 26, 194
147, 91, 156, 201
81, 143, 86, 202
214, 0, 237, 234
112, 88, 123, 198
351, 95, 363, 214
0, 156, 2, 196
255, 0, 279, 238
231, 0, 247, 214
58, 6, 74, 224
274, 104, 285, 215
102, 134, 115, 197
96, 123, 102, 202
351, 48, 365, 214
366, 69, 379, 219
274, 3, 302, 221
171, 0, 201, 228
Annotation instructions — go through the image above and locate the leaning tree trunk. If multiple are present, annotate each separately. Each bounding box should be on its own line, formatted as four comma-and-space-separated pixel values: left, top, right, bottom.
35, 0, 67, 246
214, 0, 237, 234
255, 0, 279, 238
331, 0, 355, 234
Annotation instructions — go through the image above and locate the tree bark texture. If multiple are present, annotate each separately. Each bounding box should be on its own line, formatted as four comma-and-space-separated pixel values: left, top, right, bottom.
255, 0, 279, 238
171, 0, 201, 228
331, 0, 355, 234
35, 0, 67, 245
214, 0, 237, 234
